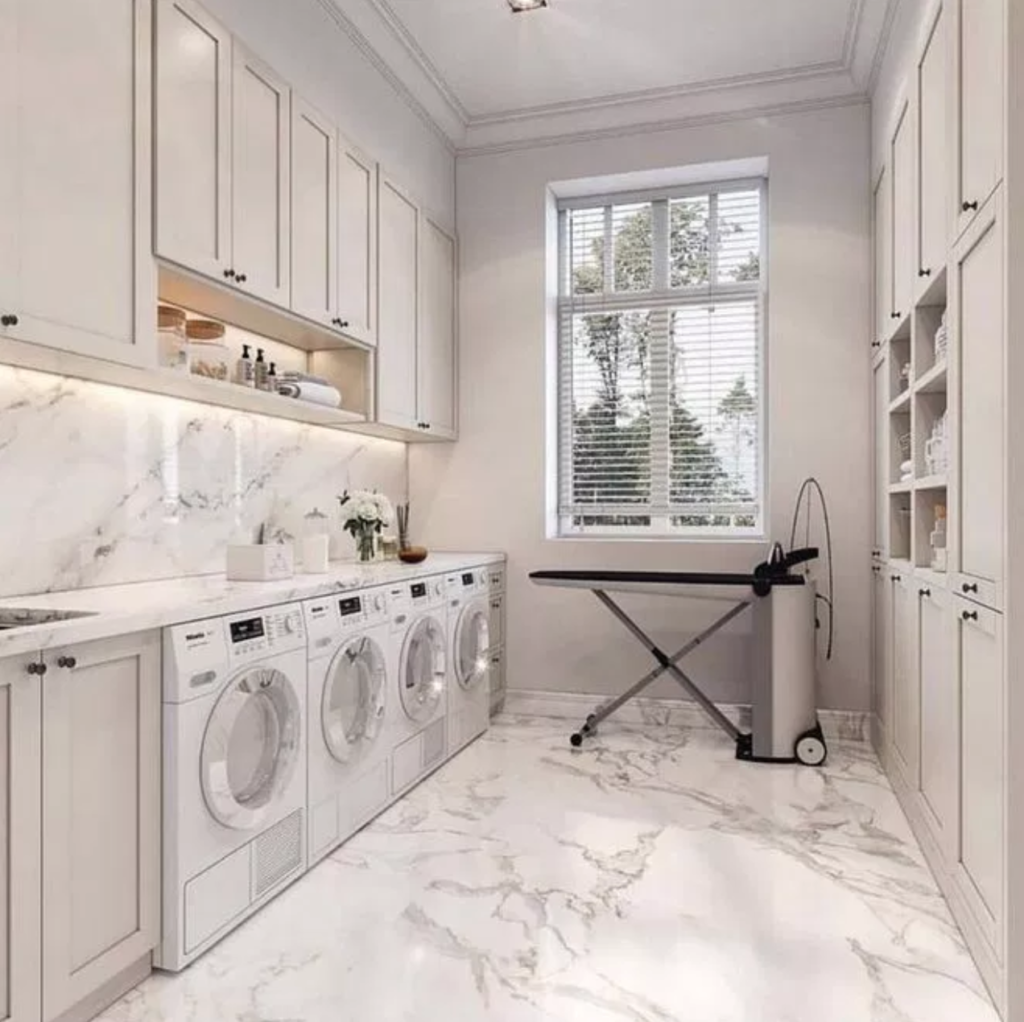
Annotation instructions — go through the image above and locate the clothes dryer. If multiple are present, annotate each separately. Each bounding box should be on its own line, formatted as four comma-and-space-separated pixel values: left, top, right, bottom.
445, 567, 492, 753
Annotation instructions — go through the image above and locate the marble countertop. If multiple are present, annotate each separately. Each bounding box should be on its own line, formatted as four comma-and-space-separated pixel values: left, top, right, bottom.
0, 551, 505, 662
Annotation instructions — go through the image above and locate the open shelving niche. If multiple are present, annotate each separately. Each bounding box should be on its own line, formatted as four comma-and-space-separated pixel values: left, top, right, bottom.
889, 266, 949, 576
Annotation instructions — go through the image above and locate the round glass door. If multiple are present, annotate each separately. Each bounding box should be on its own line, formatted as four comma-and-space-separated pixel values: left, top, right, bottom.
201, 667, 302, 831
455, 600, 491, 691
323, 636, 387, 763
400, 616, 446, 722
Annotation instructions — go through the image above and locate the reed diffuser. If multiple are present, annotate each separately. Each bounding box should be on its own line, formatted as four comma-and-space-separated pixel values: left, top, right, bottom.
396, 502, 428, 564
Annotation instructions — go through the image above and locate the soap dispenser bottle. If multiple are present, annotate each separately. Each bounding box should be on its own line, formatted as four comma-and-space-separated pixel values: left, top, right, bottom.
236, 344, 255, 388
254, 348, 269, 391
268, 362, 278, 394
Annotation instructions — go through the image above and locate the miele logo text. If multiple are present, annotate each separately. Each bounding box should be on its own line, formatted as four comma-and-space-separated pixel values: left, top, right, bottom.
185, 632, 207, 642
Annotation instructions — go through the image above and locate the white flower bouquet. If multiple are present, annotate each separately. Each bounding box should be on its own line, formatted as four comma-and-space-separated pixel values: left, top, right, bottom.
338, 490, 394, 561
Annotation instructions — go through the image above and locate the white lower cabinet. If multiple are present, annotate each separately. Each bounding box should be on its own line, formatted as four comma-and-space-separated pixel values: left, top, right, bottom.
871, 564, 891, 748
890, 571, 919, 786
0, 632, 161, 1022
955, 596, 1004, 954
0, 658, 42, 1022
917, 584, 958, 860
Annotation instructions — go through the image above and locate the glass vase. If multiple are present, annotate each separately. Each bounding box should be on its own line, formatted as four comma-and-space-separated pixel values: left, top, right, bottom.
356, 525, 376, 563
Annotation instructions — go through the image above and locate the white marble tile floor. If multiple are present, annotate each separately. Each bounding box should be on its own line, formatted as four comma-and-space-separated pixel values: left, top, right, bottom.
96, 716, 999, 1022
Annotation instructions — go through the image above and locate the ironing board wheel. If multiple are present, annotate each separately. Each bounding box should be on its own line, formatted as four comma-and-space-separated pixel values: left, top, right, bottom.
794, 727, 828, 767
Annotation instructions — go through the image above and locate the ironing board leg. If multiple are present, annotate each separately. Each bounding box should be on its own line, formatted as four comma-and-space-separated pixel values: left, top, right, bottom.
572, 591, 748, 745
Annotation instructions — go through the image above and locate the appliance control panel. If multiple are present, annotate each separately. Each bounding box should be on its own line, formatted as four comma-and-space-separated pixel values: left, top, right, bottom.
224, 603, 305, 664
304, 587, 390, 655
410, 574, 447, 610
448, 569, 485, 597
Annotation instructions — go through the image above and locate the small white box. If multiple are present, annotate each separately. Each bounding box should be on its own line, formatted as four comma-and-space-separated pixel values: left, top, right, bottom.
226, 543, 294, 581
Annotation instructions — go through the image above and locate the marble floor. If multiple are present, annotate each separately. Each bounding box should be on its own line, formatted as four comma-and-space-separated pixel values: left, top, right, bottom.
98, 716, 999, 1022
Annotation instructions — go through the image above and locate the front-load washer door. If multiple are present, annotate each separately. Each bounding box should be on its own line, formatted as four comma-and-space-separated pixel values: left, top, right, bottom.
201, 666, 302, 831
323, 636, 387, 763
455, 600, 491, 691
400, 616, 446, 722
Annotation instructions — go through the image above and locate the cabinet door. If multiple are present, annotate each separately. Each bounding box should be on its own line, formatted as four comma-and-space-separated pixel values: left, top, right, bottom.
291, 97, 338, 329
891, 572, 919, 785
873, 167, 891, 342
0, 0, 17, 327
953, 197, 1002, 605
0, 661, 42, 1022
954, 0, 1003, 237
418, 217, 457, 438
337, 143, 378, 346
3, 0, 150, 363
155, 0, 232, 280
42, 633, 161, 1022
918, 585, 958, 860
872, 357, 888, 556
377, 177, 419, 430
231, 46, 290, 306
956, 598, 1004, 950
872, 565, 892, 744
890, 101, 914, 325
917, 5, 947, 281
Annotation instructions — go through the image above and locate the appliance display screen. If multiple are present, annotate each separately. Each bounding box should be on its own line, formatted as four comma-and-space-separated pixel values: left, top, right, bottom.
230, 618, 265, 643
411, 582, 427, 599
339, 597, 362, 617
462, 573, 474, 586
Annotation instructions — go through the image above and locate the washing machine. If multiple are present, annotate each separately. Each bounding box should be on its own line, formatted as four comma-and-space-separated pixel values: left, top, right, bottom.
445, 567, 492, 753
158, 604, 307, 971
303, 585, 394, 866
389, 575, 449, 796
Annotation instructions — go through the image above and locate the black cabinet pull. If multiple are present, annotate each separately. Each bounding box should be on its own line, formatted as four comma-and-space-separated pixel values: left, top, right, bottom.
236, 273, 247, 283
919, 588, 931, 598
339, 320, 350, 329
26, 660, 47, 676
892, 575, 901, 583
962, 200, 979, 212
962, 610, 979, 622
918, 268, 932, 278
890, 312, 899, 319
962, 582, 979, 594
57, 655, 77, 669
871, 341, 881, 349
223, 268, 235, 279
1, 314, 18, 327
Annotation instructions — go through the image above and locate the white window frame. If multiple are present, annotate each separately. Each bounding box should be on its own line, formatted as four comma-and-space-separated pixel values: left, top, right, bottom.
555, 176, 768, 540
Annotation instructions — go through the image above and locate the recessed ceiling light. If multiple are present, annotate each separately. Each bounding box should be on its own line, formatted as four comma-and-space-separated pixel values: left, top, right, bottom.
508, 0, 548, 12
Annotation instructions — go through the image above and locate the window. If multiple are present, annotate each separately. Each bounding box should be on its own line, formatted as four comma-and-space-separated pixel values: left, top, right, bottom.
556, 178, 766, 538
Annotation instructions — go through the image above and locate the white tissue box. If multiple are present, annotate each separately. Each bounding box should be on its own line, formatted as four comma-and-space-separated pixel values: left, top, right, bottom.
226, 543, 294, 581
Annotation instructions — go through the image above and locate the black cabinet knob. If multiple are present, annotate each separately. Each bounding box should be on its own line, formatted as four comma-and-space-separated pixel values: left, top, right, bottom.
920, 588, 931, 598
236, 273, 247, 283
962, 610, 979, 622
918, 268, 932, 278
339, 320, 350, 329
1, 314, 18, 327
57, 655, 77, 669
223, 269, 235, 279
962, 200, 979, 212
871, 341, 881, 349
962, 582, 979, 594
892, 575, 901, 583
891, 312, 901, 320
26, 660, 47, 676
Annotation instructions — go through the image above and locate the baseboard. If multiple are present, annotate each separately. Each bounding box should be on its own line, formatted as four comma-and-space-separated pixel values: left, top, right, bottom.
501, 689, 870, 742
52, 954, 152, 1022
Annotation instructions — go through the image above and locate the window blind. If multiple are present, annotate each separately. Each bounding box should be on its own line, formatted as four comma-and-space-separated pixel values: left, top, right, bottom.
557, 180, 765, 536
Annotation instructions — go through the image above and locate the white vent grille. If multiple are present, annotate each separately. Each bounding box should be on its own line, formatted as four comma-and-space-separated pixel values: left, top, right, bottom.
253, 810, 302, 898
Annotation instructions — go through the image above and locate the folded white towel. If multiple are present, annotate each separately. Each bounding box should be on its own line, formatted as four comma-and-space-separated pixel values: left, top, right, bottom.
276, 381, 342, 408
280, 371, 332, 387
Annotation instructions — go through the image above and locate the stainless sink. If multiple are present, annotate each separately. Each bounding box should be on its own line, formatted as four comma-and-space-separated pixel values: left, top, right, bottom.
0, 608, 98, 631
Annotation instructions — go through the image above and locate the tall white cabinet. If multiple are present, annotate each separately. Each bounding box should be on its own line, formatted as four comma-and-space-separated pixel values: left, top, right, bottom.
870, 0, 1010, 1011
0, 0, 152, 364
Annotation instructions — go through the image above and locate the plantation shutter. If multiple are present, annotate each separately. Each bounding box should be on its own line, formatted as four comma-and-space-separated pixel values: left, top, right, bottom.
557, 180, 764, 535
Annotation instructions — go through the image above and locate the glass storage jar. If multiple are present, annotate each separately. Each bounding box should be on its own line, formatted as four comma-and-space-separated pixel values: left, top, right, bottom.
185, 319, 231, 381
157, 305, 189, 372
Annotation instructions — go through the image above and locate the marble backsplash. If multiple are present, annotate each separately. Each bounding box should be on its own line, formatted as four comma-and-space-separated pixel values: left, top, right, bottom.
0, 366, 407, 597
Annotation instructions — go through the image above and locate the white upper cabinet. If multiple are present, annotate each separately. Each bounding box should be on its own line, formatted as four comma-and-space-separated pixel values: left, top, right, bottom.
916, 5, 947, 284
0, 0, 152, 364
890, 100, 914, 326
290, 97, 338, 330
418, 218, 457, 438
377, 176, 419, 430
873, 167, 891, 343
953, 0, 1003, 238
231, 47, 290, 307
337, 144, 378, 347
953, 195, 1002, 607
155, 0, 232, 281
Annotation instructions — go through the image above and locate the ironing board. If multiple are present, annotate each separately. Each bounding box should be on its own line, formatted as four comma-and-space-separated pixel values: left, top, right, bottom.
529, 548, 828, 766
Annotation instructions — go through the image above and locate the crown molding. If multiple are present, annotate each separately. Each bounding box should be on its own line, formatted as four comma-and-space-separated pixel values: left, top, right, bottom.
863, 0, 903, 93
457, 92, 870, 159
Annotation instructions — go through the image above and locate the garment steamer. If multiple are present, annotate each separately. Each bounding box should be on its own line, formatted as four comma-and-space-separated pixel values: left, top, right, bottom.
529, 477, 835, 766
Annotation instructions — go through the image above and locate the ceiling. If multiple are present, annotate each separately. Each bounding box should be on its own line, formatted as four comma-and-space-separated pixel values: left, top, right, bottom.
328, 0, 899, 151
